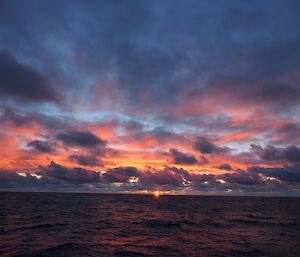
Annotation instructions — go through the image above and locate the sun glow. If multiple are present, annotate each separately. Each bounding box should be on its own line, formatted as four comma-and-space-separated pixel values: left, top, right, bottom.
153, 191, 160, 197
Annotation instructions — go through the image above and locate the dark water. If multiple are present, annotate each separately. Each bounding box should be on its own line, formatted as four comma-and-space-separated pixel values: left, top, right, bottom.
0, 192, 300, 257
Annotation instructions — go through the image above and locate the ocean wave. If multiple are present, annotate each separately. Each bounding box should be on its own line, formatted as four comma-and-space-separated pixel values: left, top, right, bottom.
1, 192, 299, 257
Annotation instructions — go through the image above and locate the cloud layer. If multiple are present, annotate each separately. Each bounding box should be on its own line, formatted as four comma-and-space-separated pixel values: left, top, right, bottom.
1, 0, 300, 195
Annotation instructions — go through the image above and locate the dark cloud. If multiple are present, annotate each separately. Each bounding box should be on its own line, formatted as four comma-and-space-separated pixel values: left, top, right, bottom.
99, 166, 186, 190
133, 128, 183, 144
27, 140, 52, 153
0, 50, 60, 103
1, 163, 299, 194
189, 173, 217, 185
183, 81, 300, 122
249, 165, 300, 183
0, 106, 72, 131
251, 144, 300, 163
2, 0, 299, 113
123, 120, 144, 132
69, 154, 102, 167
217, 163, 232, 171
56, 131, 106, 149
0, 107, 33, 126
284, 146, 300, 162
39, 162, 101, 183
103, 166, 141, 183
219, 170, 264, 186
0, 170, 32, 182
1, 1, 300, 195
169, 148, 198, 165
271, 123, 300, 145
194, 137, 228, 154
139, 169, 184, 189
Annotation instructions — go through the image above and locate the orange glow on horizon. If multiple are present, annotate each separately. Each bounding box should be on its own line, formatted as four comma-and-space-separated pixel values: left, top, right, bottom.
153, 191, 160, 197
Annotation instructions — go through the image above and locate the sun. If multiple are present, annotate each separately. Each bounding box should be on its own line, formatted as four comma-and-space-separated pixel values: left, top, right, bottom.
153, 191, 160, 197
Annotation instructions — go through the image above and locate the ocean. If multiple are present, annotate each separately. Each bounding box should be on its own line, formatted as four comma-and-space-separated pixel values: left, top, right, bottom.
0, 192, 299, 257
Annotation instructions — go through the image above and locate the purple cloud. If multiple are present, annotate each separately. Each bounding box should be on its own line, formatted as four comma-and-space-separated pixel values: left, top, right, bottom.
169, 148, 198, 165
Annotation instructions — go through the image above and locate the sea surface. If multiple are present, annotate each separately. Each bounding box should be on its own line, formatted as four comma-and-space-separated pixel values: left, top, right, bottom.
0, 192, 300, 257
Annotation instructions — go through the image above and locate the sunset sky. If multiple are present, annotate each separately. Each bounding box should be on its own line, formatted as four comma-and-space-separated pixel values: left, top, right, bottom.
1, 0, 300, 195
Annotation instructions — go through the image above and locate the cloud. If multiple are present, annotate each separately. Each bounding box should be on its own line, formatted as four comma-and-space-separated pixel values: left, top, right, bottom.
0, 106, 72, 131
39, 161, 101, 183
0, 170, 32, 182
251, 144, 300, 163
217, 163, 232, 170
270, 123, 300, 145
0, 50, 60, 103
99, 165, 186, 189
219, 170, 264, 186
0, 107, 34, 126
249, 165, 300, 183
27, 140, 52, 153
196, 155, 209, 165
194, 137, 229, 154
139, 169, 184, 189
1, 162, 299, 195
1, 0, 300, 115
103, 166, 141, 183
56, 131, 106, 149
169, 148, 198, 165
69, 154, 102, 167
1, 1, 300, 195
188, 173, 217, 185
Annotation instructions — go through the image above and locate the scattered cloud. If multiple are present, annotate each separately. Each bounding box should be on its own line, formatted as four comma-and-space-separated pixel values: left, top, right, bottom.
1, 0, 300, 194
27, 140, 53, 153
0, 50, 60, 103
169, 148, 198, 165
194, 137, 229, 154
56, 131, 106, 149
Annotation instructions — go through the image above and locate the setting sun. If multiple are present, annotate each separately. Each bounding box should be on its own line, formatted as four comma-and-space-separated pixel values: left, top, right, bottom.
153, 191, 160, 197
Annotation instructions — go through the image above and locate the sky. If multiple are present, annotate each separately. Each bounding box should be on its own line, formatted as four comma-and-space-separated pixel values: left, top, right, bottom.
1, 0, 300, 195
